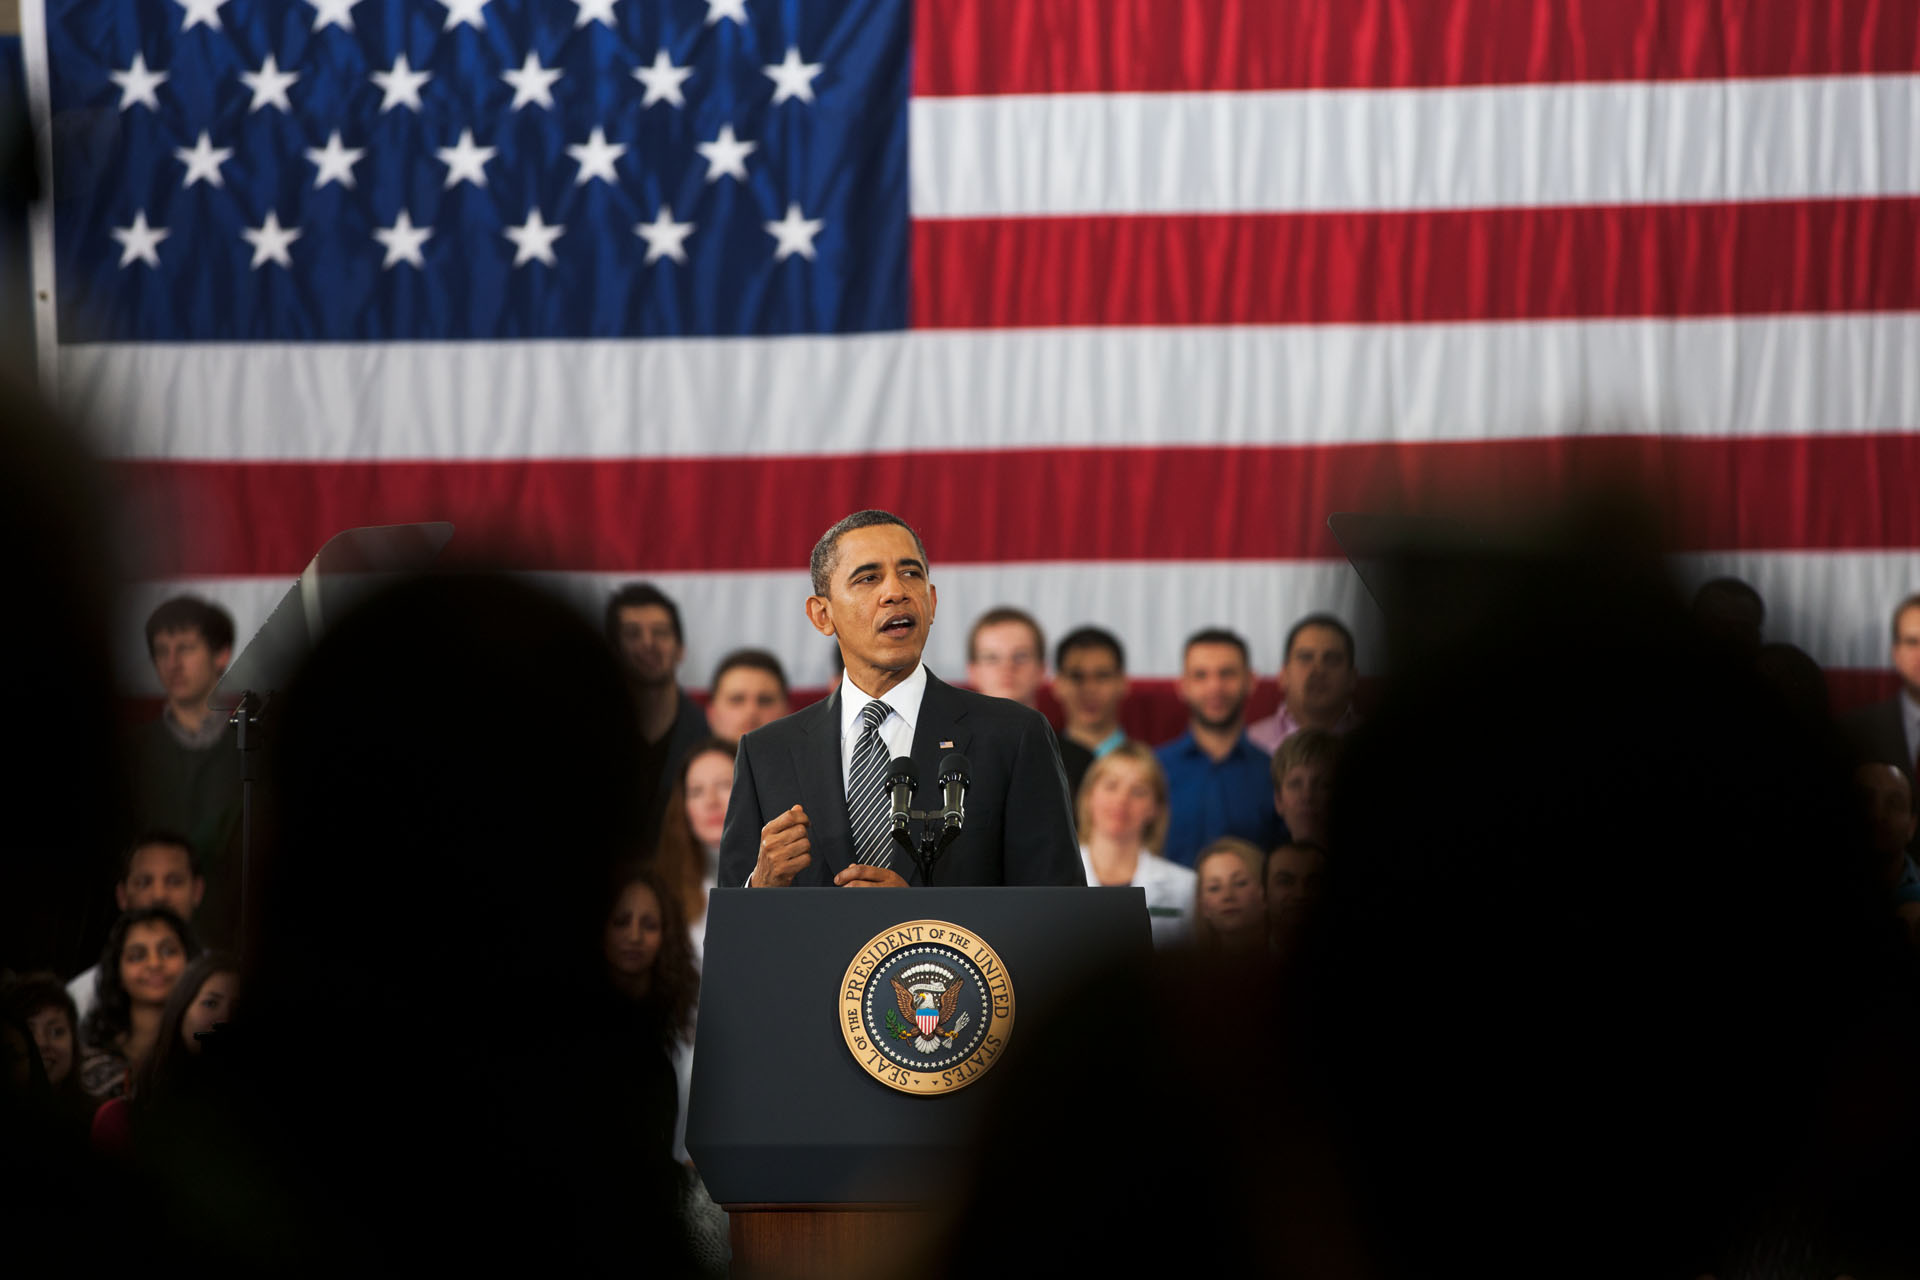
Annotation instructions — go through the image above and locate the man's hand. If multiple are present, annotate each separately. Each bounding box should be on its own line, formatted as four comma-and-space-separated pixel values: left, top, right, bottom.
751, 806, 812, 887
834, 862, 910, 888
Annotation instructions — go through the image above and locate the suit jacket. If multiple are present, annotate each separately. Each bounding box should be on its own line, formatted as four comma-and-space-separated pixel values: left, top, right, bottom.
717, 669, 1086, 888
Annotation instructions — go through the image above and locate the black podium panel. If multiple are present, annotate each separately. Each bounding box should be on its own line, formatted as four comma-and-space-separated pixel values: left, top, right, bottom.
687, 886, 1149, 1204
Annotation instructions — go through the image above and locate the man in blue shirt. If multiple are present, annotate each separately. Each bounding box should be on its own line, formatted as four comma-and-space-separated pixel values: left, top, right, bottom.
1155, 628, 1285, 867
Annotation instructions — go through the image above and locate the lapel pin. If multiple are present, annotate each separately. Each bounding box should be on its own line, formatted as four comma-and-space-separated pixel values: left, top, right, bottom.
939, 740, 954, 749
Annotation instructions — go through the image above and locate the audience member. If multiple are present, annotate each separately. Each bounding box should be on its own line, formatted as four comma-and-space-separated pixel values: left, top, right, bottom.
1052, 626, 1131, 758
124, 598, 239, 946
0, 973, 93, 1138
1855, 762, 1918, 893
606, 582, 710, 843
1844, 592, 1920, 785
1265, 841, 1327, 956
78, 907, 199, 1102
1155, 629, 1282, 866
705, 649, 790, 742
968, 606, 1094, 797
652, 738, 735, 963
1271, 728, 1341, 847
67, 832, 203, 1025
1248, 613, 1361, 752
1691, 576, 1766, 660
1075, 743, 1195, 947
1191, 837, 1267, 952
94, 951, 239, 1155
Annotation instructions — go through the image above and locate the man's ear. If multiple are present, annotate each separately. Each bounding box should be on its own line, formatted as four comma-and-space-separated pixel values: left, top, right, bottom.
213, 647, 233, 676
115, 883, 129, 912
190, 876, 206, 911
805, 595, 835, 638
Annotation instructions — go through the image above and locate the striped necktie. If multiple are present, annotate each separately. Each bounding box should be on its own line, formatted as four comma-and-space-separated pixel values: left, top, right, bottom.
848, 698, 895, 869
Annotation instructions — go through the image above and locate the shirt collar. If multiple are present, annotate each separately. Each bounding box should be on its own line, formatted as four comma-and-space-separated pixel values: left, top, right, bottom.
839, 661, 929, 743
162, 703, 227, 749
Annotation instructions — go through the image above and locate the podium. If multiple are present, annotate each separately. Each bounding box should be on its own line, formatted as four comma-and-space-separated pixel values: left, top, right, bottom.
688, 886, 1151, 1278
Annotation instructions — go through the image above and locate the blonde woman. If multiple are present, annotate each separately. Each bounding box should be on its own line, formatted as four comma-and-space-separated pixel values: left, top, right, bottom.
1076, 742, 1196, 947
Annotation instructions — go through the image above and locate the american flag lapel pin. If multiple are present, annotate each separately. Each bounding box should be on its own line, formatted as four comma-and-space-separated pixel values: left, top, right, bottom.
939, 740, 954, 749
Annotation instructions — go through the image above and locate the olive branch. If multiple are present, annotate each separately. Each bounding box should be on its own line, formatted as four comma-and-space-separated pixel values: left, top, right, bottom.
884, 1007, 916, 1040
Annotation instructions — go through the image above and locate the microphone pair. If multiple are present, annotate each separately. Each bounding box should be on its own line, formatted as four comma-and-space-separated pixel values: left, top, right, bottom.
887, 752, 970, 835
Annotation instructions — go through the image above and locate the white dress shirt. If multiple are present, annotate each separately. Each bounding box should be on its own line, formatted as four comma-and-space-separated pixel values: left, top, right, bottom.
837, 661, 929, 797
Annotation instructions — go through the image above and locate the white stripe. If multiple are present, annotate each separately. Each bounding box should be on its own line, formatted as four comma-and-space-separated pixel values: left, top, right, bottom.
910, 76, 1920, 217
64, 314, 1920, 461
116, 552, 1918, 694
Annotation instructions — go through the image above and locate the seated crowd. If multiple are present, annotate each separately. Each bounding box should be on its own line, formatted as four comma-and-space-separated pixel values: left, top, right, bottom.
5, 572, 1919, 1274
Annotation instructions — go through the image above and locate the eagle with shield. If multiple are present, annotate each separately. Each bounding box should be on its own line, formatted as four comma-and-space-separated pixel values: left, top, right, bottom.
889, 963, 969, 1055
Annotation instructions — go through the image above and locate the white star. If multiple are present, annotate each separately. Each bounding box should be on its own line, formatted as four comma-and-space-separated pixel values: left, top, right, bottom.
174, 131, 232, 188
632, 49, 692, 108
174, 0, 227, 31
501, 51, 562, 111
306, 130, 365, 189
704, 0, 747, 25
440, 0, 489, 29
109, 53, 168, 112
565, 126, 625, 186
373, 209, 433, 269
634, 206, 694, 264
503, 208, 564, 267
762, 46, 822, 105
435, 129, 495, 188
242, 210, 301, 270
307, 0, 363, 30
570, 0, 616, 26
111, 210, 169, 268
371, 54, 431, 112
764, 202, 823, 261
241, 53, 299, 113
695, 123, 756, 183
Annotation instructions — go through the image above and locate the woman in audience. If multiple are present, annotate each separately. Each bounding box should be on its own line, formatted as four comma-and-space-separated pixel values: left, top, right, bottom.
0, 972, 93, 1135
653, 738, 735, 963
1191, 837, 1268, 952
79, 906, 199, 1101
1075, 742, 1196, 946
605, 864, 700, 1047
133, 951, 238, 1103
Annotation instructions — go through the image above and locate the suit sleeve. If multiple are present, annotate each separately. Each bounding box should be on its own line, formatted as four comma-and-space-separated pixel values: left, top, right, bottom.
1002, 714, 1089, 886
717, 737, 766, 889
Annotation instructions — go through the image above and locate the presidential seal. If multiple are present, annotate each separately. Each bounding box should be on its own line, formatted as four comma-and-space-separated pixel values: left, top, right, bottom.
839, 920, 1014, 1096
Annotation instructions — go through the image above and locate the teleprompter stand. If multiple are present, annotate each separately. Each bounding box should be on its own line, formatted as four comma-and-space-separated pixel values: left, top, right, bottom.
212, 522, 453, 957
687, 886, 1151, 1279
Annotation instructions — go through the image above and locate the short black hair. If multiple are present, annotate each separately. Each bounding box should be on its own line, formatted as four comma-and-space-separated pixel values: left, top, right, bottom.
1183, 627, 1250, 666
809, 510, 929, 596
1055, 625, 1126, 673
968, 607, 1044, 664
1284, 613, 1356, 667
119, 829, 200, 881
709, 648, 789, 697
604, 582, 684, 647
145, 596, 235, 658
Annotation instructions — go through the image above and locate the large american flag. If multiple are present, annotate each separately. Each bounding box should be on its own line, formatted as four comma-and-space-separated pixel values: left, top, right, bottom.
22, 0, 1920, 709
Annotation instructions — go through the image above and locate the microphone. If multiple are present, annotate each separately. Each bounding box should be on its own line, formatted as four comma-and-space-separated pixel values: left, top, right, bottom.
886, 757, 919, 836
937, 752, 971, 837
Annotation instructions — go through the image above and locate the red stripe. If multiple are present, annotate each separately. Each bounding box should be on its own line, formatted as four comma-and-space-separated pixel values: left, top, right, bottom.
914, 0, 1920, 96
115, 436, 1920, 578
913, 200, 1920, 329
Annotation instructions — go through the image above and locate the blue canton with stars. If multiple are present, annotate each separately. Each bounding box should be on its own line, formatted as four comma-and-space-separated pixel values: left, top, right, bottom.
44, 0, 909, 341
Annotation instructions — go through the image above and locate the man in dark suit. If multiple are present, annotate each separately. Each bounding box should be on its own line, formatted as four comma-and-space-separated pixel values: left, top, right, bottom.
1844, 592, 1920, 777
717, 510, 1084, 889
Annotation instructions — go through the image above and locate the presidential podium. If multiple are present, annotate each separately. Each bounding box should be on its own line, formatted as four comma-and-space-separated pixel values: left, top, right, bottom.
688, 886, 1151, 1279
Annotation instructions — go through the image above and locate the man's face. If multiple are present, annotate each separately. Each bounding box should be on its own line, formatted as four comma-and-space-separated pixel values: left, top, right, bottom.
707, 668, 788, 740
1178, 642, 1252, 733
1280, 625, 1356, 721
1275, 760, 1331, 844
1856, 763, 1917, 864
807, 524, 937, 685
1054, 644, 1128, 731
115, 841, 203, 920
1895, 605, 1920, 698
1265, 843, 1326, 932
616, 605, 683, 688
151, 627, 227, 708
968, 620, 1044, 706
